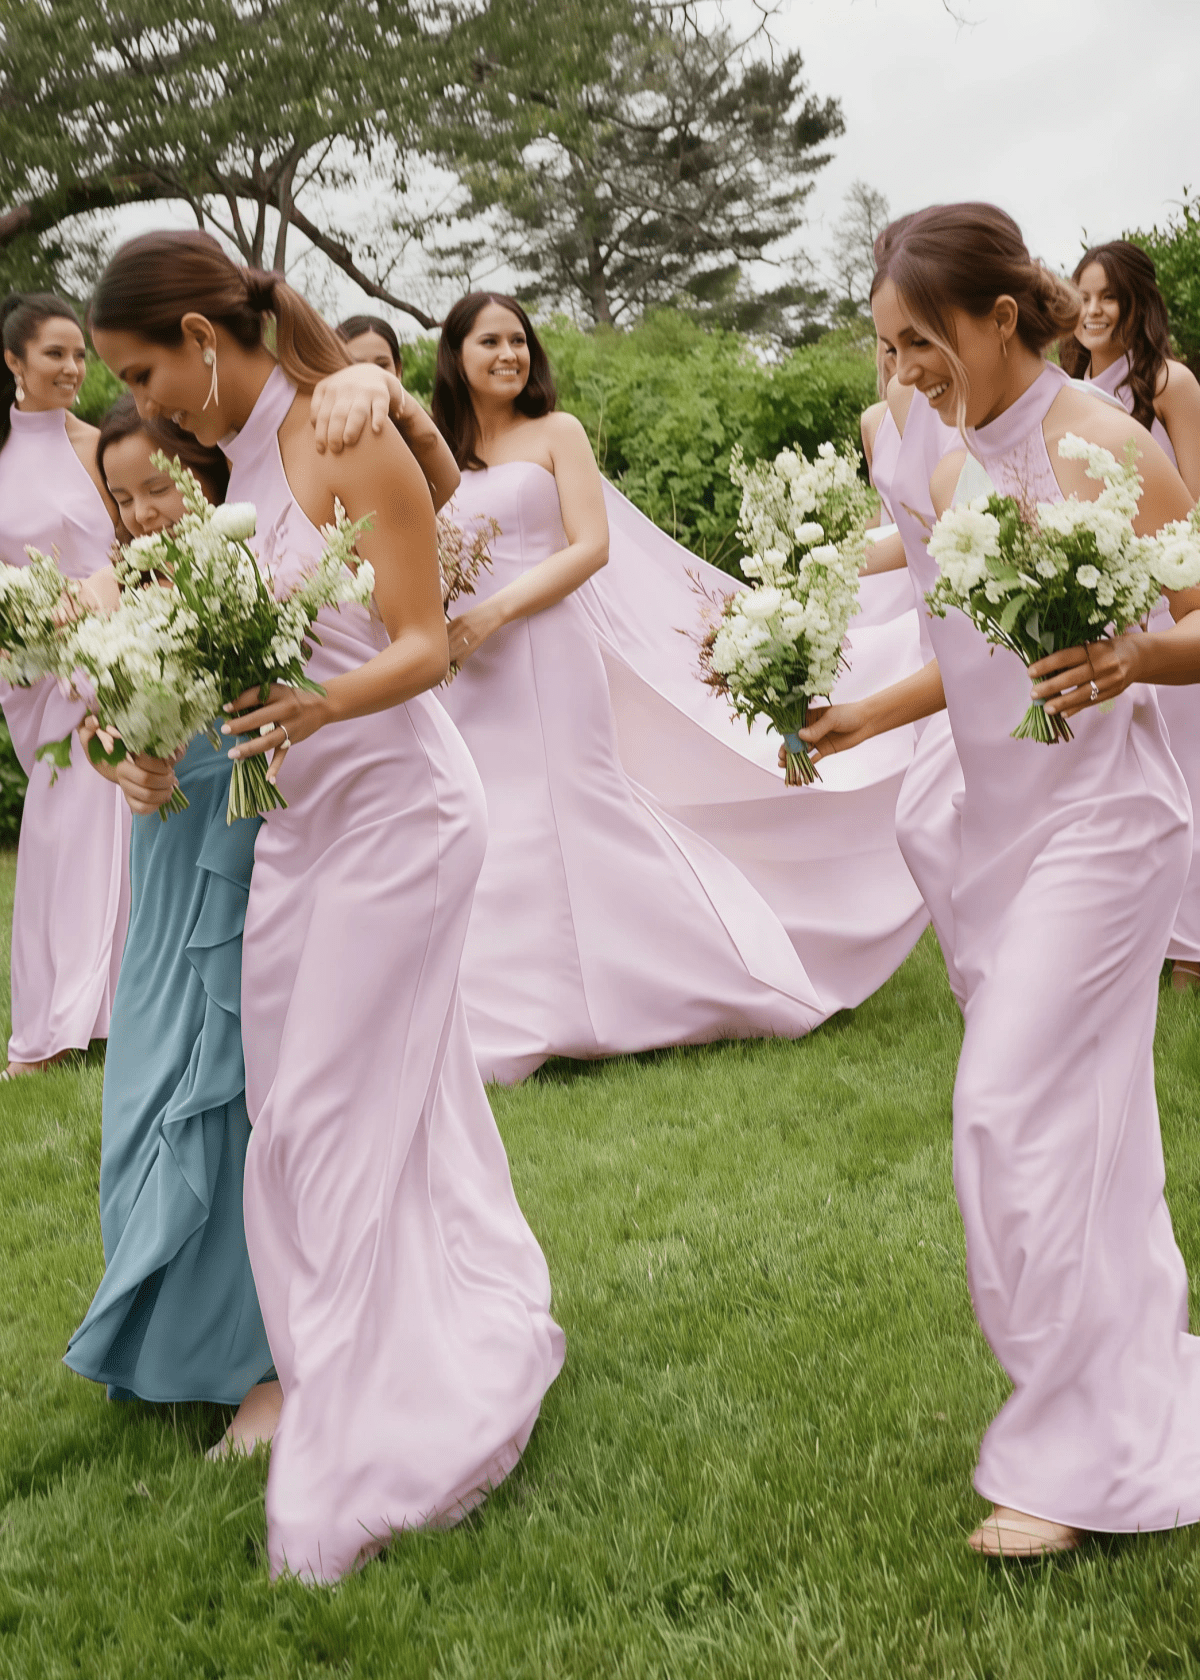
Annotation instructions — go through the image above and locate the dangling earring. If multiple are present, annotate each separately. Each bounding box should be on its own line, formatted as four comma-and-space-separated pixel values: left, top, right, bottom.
999, 329, 1009, 361
14, 374, 25, 403
201, 347, 219, 411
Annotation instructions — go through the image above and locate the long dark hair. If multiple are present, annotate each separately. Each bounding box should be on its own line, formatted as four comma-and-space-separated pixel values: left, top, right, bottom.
1060, 241, 1172, 431
1, 292, 84, 449
97, 394, 231, 527
872, 203, 1081, 431
90, 230, 350, 393
337, 313, 403, 376
432, 292, 556, 470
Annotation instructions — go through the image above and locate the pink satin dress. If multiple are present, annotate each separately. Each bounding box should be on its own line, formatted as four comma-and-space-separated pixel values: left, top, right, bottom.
0, 406, 130, 1064
441, 462, 929, 1082
924, 361, 1200, 1531
1087, 354, 1200, 963
225, 367, 564, 1583
868, 406, 902, 523
887, 392, 968, 1006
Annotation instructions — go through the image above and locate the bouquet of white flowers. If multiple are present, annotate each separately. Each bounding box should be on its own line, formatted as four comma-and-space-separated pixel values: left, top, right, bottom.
0, 550, 80, 687
49, 586, 223, 815
49, 456, 375, 821
925, 434, 1189, 743
698, 443, 867, 785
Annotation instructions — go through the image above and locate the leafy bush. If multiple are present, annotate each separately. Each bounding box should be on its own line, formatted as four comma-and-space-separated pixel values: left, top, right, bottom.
74, 353, 125, 425
0, 717, 27, 848
1128, 193, 1200, 377
404, 312, 876, 574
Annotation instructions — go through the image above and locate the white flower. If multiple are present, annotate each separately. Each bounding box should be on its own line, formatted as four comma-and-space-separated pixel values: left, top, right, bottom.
1076, 564, 1101, 590
211, 502, 257, 541
793, 522, 824, 546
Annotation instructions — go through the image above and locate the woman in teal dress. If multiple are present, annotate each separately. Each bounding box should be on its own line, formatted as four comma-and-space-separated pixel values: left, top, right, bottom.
62, 399, 277, 1441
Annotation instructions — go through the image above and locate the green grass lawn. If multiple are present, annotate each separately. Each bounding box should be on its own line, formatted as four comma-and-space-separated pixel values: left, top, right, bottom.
3, 850, 1200, 1679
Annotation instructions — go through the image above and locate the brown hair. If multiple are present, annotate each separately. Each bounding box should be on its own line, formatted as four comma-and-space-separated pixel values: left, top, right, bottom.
0, 292, 84, 449
1061, 241, 1172, 431
432, 292, 556, 470
872, 203, 1081, 430
338, 313, 403, 377
97, 394, 231, 531
90, 230, 350, 392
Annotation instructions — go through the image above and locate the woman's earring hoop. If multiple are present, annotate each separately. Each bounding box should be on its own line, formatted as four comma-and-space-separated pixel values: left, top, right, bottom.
201, 347, 219, 412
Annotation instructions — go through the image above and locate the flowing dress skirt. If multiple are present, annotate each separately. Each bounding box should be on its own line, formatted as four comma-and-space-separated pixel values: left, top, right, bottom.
64, 735, 271, 1402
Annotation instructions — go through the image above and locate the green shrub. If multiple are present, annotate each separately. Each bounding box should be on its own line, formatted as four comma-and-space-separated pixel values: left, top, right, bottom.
74, 354, 125, 425
1127, 193, 1200, 377
0, 717, 27, 847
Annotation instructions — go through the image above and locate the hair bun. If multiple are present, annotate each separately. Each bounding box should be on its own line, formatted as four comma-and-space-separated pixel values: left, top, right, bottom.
244, 270, 278, 314
1029, 260, 1081, 335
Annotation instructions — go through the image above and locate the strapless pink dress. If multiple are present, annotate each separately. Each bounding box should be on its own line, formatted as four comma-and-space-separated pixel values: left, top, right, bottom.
441, 462, 929, 1082
0, 406, 129, 1064
887, 392, 968, 1006
1087, 354, 1200, 964
926, 362, 1200, 1531
225, 367, 563, 1582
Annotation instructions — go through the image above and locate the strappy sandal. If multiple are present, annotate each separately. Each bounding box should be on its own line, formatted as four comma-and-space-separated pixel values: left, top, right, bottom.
969, 1506, 1080, 1558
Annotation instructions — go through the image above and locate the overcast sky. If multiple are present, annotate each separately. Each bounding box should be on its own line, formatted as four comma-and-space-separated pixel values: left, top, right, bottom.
776, 0, 1198, 275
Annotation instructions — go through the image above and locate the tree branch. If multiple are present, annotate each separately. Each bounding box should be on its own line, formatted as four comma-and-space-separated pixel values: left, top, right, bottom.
284, 204, 440, 328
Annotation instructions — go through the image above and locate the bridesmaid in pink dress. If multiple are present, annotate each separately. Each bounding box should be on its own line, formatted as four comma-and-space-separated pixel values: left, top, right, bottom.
430, 291, 905, 1082
91, 231, 563, 1584
801, 204, 1200, 1558
0, 294, 129, 1075
1065, 242, 1200, 987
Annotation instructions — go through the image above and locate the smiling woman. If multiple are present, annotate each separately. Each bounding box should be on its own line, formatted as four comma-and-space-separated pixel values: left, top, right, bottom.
0, 293, 130, 1079
802, 202, 1200, 1563
85, 230, 564, 1585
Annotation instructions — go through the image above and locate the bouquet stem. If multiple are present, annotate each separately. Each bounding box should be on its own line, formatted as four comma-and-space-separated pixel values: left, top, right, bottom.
782, 726, 819, 787
227, 753, 288, 825
158, 784, 191, 822
1011, 698, 1074, 745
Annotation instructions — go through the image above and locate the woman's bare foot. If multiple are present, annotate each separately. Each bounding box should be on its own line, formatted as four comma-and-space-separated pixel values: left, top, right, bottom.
206, 1379, 283, 1462
968, 1505, 1080, 1558
1172, 960, 1200, 993
2, 1050, 74, 1079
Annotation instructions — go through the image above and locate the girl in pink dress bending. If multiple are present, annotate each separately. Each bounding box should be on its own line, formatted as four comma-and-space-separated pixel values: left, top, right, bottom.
1064, 241, 1200, 988
90, 232, 563, 1584
0, 294, 130, 1076
801, 204, 1200, 1558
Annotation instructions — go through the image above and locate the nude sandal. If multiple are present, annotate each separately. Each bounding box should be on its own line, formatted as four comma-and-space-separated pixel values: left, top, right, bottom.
1172, 961, 1200, 994
969, 1506, 1080, 1558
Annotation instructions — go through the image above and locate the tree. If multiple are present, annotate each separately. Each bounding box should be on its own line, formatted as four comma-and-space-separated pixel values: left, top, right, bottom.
827, 179, 890, 309
0, 1, 456, 325
435, 0, 844, 326
1127, 191, 1200, 378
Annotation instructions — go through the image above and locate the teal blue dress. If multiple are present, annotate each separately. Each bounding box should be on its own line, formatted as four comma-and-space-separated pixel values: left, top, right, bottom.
64, 734, 273, 1402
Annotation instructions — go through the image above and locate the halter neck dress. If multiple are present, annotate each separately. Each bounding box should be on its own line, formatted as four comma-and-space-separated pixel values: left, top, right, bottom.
440, 462, 929, 1083
224, 366, 563, 1583
927, 361, 1200, 1531
1086, 354, 1200, 966
0, 406, 130, 1064
887, 391, 968, 1006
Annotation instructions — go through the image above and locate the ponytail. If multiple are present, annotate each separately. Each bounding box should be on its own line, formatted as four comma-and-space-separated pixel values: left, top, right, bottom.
90, 231, 349, 392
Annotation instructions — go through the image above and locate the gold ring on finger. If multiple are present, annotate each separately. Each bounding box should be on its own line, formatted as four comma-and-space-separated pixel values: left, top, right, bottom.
278, 724, 291, 749
1089, 681, 1100, 703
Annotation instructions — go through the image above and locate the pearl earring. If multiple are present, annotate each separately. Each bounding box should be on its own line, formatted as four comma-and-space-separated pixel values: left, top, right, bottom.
201, 347, 219, 412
